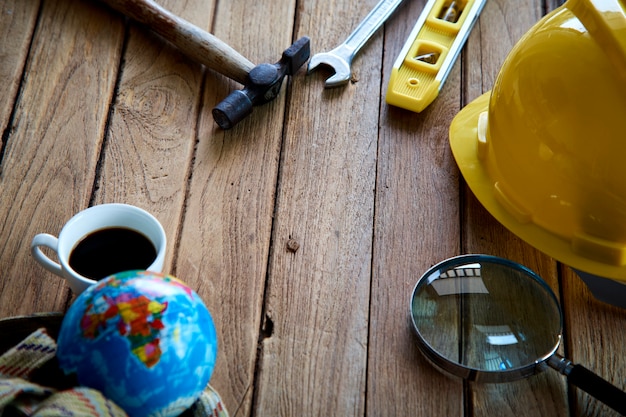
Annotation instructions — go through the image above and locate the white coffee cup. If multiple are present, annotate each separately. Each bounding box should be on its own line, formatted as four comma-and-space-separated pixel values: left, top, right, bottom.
31, 203, 166, 294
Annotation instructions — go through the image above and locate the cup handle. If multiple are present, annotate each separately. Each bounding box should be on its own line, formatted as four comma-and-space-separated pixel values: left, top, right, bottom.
30, 233, 63, 276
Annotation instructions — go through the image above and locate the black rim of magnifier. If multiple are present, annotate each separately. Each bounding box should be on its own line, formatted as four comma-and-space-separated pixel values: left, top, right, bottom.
410, 254, 626, 414
409, 254, 563, 383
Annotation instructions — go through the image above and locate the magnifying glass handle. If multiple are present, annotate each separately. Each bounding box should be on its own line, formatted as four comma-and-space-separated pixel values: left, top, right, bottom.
567, 365, 626, 414
549, 354, 626, 414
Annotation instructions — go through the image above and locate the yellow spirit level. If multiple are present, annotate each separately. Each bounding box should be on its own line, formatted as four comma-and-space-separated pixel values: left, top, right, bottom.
386, 0, 487, 112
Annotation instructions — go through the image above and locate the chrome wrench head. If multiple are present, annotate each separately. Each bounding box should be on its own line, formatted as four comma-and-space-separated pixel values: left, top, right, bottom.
307, 0, 405, 88
307, 50, 353, 88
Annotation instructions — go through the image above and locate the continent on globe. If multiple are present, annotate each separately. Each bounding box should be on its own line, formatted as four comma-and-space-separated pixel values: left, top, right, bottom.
80, 290, 168, 368
57, 270, 218, 417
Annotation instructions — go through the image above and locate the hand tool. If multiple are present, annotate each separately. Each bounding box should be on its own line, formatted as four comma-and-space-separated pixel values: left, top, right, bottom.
97, 0, 310, 129
411, 255, 626, 415
307, 0, 404, 88
386, 0, 487, 112
213, 37, 310, 129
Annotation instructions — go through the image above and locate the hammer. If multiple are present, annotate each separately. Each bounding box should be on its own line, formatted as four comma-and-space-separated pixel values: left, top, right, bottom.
97, 0, 310, 129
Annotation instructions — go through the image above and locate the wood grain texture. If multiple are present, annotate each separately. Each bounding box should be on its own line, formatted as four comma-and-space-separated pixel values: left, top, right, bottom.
368, 0, 466, 415
0, 0, 625, 416
561, 267, 626, 416
0, 0, 40, 139
250, 0, 385, 414
0, 0, 124, 317
173, 0, 298, 415
92, 0, 209, 270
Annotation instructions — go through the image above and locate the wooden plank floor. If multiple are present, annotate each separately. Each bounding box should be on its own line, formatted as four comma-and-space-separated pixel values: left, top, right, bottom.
1, 0, 625, 416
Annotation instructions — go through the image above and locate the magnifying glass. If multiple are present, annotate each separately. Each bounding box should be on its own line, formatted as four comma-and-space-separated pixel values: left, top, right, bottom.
410, 254, 626, 414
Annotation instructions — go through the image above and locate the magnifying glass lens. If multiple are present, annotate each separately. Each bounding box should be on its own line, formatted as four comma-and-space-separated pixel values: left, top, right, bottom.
411, 256, 562, 380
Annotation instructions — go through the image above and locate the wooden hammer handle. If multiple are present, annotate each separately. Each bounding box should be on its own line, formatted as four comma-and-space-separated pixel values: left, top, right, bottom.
100, 0, 255, 84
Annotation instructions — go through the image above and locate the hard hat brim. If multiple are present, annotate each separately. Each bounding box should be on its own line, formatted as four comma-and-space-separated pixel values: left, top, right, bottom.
449, 92, 626, 283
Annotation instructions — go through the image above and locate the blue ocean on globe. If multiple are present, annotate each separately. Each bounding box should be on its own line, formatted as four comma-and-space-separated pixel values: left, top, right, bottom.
57, 270, 218, 417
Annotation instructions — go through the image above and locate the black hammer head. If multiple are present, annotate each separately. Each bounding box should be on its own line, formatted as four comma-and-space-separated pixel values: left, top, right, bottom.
212, 36, 310, 130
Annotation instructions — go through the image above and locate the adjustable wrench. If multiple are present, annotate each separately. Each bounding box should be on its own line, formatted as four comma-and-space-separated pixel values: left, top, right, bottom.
307, 0, 404, 88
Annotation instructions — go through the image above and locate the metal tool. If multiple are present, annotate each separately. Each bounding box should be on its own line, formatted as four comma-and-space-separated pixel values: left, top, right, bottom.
410, 255, 626, 415
307, 0, 404, 88
97, 0, 310, 129
386, 0, 487, 112
213, 37, 310, 129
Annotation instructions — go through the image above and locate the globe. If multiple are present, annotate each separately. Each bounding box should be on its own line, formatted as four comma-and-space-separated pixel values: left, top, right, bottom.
57, 270, 218, 417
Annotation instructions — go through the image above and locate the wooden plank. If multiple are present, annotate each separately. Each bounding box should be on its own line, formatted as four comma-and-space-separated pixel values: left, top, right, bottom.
0, 0, 40, 140
250, 0, 386, 413
461, 1, 568, 415
368, 0, 466, 415
561, 268, 626, 416
84, 4, 236, 414
173, 0, 298, 415
91, 0, 210, 271
0, 0, 124, 318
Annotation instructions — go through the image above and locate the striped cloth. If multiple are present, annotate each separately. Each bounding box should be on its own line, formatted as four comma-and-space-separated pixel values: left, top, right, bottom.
0, 328, 228, 417
0, 329, 55, 378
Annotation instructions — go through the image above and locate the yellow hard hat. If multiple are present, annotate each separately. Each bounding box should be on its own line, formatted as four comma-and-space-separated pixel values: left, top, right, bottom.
449, 0, 626, 282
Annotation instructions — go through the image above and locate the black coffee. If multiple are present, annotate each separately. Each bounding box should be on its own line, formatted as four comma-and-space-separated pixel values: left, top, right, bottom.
69, 227, 157, 280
